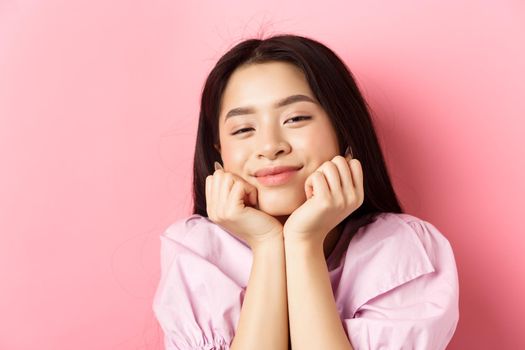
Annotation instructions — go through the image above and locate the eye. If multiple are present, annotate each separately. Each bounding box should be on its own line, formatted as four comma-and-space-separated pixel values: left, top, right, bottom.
285, 115, 311, 123
231, 127, 254, 135
230, 116, 311, 135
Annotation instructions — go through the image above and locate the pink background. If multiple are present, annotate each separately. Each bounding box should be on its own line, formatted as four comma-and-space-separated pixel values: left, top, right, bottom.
1, 1, 524, 349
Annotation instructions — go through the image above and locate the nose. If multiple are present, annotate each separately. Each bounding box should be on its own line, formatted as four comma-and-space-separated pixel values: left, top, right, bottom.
256, 126, 291, 160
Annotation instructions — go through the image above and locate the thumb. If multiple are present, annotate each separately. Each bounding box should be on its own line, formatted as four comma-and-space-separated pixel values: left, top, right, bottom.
247, 185, 258, 208
241, 180, 258, 208
304, 176, 314, 200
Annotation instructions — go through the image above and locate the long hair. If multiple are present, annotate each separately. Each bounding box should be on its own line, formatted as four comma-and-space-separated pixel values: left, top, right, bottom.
191, 33, 403, 231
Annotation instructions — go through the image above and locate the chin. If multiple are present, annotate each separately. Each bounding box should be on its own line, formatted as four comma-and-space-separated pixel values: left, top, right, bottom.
255, 183, 306, 214
258, 205, 294, 216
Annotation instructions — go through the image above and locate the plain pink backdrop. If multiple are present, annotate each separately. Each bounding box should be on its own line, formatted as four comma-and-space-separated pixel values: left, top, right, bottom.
1, 1, 524, 349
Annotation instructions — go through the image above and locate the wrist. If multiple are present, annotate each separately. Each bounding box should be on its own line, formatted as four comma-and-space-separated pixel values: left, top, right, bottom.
251, 233, 284, 255
284, 232, 323, 254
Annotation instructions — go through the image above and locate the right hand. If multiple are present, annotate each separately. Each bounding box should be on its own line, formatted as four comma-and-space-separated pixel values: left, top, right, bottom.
205, 163, 284, 249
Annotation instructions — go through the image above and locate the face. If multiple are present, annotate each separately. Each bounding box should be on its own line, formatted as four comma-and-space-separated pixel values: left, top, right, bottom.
215, 61, 340, 222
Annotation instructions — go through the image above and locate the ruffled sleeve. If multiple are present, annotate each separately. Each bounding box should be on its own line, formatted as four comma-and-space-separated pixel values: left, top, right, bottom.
152, 218, 244, 349
342, 217, 460, 350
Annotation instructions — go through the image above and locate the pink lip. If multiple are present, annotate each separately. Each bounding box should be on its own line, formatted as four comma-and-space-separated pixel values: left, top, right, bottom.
254, 165, 302, 177
255, 169, 300, 186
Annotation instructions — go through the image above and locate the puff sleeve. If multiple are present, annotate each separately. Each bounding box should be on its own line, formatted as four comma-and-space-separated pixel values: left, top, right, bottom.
152, 220, 244, 349
343, 219, 460, 350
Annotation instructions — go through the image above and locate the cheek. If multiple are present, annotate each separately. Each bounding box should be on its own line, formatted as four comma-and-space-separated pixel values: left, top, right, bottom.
220, 143, 247, 171
297, 127, 339, 162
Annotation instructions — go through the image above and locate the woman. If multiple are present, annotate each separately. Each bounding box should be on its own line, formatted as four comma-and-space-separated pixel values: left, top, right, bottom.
153, 33, 459, 350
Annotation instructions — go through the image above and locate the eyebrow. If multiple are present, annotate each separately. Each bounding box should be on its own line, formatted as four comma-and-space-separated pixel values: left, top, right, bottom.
224, 94, 317, 123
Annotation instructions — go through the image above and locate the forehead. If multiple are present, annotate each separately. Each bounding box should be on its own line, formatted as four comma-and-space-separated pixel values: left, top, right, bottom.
219, 61, 315, 120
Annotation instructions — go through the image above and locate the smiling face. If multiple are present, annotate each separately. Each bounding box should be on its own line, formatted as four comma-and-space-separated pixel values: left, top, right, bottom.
215, 61, 341, 221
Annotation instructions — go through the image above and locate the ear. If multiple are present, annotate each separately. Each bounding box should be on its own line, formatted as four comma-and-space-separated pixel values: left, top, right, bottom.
213, 143, 221, 154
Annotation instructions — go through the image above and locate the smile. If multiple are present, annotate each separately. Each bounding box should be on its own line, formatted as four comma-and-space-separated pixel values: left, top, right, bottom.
255, 168, 301, 186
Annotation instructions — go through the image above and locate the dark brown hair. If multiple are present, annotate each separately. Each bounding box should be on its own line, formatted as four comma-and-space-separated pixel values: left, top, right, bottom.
191, 33, 403, 230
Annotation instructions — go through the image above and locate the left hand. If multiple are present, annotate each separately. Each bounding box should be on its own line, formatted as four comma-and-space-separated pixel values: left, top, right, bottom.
283, 154, 364, 245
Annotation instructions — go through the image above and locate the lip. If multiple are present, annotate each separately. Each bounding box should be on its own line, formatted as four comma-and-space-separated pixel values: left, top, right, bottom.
254, 166, 302, 186
254, 165, 302, 177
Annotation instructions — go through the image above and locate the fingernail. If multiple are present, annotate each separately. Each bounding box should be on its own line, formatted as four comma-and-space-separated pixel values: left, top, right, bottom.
214, 161, 223, 170
344, 146, 353, 160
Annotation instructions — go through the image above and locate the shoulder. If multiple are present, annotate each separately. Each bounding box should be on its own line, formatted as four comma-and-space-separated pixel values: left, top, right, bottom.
163, 213, 248, 248
339, 212, 459, 317
388, 212, 452, 246
357, 211, 451, 242
159, 214, 252, 282
337, 213, 460, 348
351, 212, 455, 264
162, 213, 214, 244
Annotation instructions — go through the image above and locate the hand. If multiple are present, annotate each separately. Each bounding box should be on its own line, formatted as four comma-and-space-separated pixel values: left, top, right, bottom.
283, 153, 364, 245
206, 162, 284, 250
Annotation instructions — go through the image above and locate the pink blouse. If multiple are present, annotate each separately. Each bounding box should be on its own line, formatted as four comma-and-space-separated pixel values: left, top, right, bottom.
152, 212, 459, 349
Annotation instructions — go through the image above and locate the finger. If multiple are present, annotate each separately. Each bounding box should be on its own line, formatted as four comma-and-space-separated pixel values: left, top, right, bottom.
229, 176, 257, 208
350, 159, 364, 201
318, 160, 343, 196
205, 175, 212, 216
304, 174, 313, 199
332, 155, 354, 193
212, 172, 223, 217
245, 181, 258, 207
219, 173, 235, 216
233, 173, 258, 207
229, 180, 246, 210
308, 170, 330, 201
